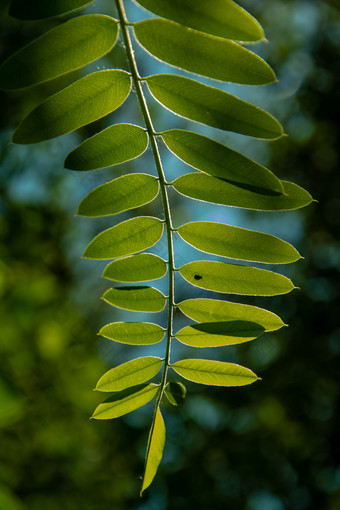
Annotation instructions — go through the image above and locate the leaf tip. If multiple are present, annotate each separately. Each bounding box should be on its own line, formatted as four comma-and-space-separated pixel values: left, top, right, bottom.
81, 246, 92, 259
11, 130, 21, 145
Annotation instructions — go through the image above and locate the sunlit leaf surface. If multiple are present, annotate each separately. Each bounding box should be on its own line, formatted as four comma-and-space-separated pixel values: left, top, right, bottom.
12, 71, 131, 143
91, 384, 159, 420
0, 15, 118, 89
95, 357, 163, 392
134, 18, 275, 84
99, 322, 166, 345
171, 359, 259, 386
134, 0, 264, 41
147, 75, 283, 138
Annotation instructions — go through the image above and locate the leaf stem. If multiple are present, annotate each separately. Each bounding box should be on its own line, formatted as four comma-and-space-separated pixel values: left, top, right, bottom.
115, 0, 175, 414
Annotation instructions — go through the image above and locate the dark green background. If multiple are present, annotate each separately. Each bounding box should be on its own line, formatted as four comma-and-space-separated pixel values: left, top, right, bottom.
0, 0, 339, 508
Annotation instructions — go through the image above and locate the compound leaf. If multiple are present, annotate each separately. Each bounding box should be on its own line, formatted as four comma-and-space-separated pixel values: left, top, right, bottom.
65, 124, 149, 171
103, 254, 167, 282
102, 286, 167, 312
2, 0, 313, 495
134, 18, 275, 85
147, 74, 283, 139
177, 221, 301, 264
13, 70, 131, 144
99, 322, 165, 345
179, 260, 294, 296
91, 383, 159, 420
0, 15, 118, 90
171, 359, 259, 386
83, 217, 163, 260
95, 357, 163, 392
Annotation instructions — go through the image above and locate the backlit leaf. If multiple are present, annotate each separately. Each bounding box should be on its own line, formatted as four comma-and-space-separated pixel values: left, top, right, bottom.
134, 0, 264, 42
102, 287, 167, 312
177, 221, 301, 264
175, 321, 265, 347
83, 217, 163, 260
13, 71, 131, 144
141, 408, 166, 495
77, 174, 159, 217
103, 254, 167, 282
147, 75, 283, 139
65, 124, 149, 171
163, 130, 283, 195
9, 0, 96, 20
173, 173, 313, 211
171, 359, 259, 386
0, 15, 118, 90
91, 383, 159, 420
99, 322, 165, 345
134, 19, 275, 85
164, 381, 187, 406
95, 357, 163, 392
178, 298, 285, 332
179, 261, 294, 296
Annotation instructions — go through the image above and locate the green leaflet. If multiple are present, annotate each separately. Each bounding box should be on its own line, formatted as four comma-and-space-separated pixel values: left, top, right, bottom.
9, 0, 96, 20
83, 217, 163, 260
103, 254, 167, 282
173, 173, 313, 211
0, 15, 118, 90
102, 287, 167, 312
175, 321, 265, 347
134, 0, 264, 42
92, 383, 159, 420
141, 408, 166, 495
65, 124, 149, 171
12, 71, 131, 144
177, 221, 301, 264
99, 322, 165, 345
163, 130, 283, 195
95, 357, 163, 392
147, 75, 283, 139
77, 174, 159, 217
171, 359, 259, 386
179, 261, 294, 296
164, 381, 187, 406
178, 299, 285, 332
133, 19, 275, 85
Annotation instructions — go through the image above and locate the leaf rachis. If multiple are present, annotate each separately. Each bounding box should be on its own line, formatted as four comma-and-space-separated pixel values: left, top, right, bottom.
115, 0, 175, 492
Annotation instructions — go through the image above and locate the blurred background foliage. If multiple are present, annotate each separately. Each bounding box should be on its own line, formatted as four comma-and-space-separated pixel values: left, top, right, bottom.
0, 0, 339, 509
